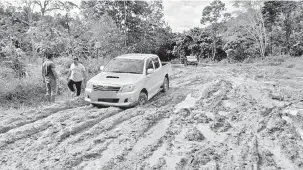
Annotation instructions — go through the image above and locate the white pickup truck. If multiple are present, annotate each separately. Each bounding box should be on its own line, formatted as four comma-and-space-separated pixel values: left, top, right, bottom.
84, 53, 172, 108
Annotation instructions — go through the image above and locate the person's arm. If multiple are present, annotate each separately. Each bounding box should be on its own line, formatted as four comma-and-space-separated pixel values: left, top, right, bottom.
42, 65, 45, 83
67, 68, 71, 81
51, 68, 58, 80
82, 65, 87, 84
51, 63, 59, 80
82, 65, 87, 80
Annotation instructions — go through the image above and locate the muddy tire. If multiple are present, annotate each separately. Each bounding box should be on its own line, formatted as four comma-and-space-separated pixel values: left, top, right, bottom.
138, 92, 148, 105
162, 77, 169, 93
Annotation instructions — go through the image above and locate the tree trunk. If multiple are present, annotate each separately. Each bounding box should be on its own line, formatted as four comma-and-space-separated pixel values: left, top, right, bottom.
285, 12, 291, 55
124, 0, 127, 47
212, 30, 216, 61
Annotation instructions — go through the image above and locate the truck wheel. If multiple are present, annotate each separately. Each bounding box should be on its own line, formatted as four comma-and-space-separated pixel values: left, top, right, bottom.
138, 92, 148, 105
162, 77, 169, 93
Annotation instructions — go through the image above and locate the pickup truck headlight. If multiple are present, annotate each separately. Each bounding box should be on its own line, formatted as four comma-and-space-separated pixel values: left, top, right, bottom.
86, 81, 93, 89
119, 84, 135, 93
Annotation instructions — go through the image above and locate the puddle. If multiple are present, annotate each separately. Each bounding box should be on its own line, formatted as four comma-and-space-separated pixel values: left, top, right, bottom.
282, 116, 293, 124
82, 140, 124, 170
133, 118, 170, 152
147, 144, 183, 170
261, 100, 274, 108
204, 111, 215, 120
271, 100, 286, 107
147, 144, 166, 166
213, 89, 221, 96
282, 109, 298, 116
165, 155, 183, 170
249, 88, 262, 100
261, 139, 298, 170
218, 111, 229, 117
174, 80, 220, 113
282, 116, 303, 140
171, 80, 192, 88
222, 100, 238, 109
173, 124, 226, 145
297, 128, 303, 140
197, 124, 226, 143
174, 94, 201, 113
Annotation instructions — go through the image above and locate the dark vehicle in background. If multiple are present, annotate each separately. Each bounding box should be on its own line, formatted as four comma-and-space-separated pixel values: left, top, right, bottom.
184, 56, 198, 66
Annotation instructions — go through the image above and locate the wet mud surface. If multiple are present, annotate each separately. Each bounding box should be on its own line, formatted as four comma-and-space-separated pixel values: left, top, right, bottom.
1, 64, 303, 170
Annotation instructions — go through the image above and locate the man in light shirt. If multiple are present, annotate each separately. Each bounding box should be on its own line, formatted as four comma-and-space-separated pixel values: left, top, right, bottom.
67, 57, 87, 97
42, 50, 59, 102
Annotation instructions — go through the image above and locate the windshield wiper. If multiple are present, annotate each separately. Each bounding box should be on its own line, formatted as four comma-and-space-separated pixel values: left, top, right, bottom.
110, 71, 124, 73
123, 71, 140, 74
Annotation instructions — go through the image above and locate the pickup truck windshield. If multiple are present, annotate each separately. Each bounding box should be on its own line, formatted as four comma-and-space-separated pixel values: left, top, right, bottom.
187, 56, 197, 61
104, 58, 144, 74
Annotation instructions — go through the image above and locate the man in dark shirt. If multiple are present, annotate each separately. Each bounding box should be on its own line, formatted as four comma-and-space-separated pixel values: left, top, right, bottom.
42, 51, 58, 102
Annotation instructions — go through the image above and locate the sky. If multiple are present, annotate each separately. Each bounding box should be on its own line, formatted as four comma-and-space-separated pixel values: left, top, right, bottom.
2, 0, 237, 33
162, 0, 236, 32
63, 0, 237, 33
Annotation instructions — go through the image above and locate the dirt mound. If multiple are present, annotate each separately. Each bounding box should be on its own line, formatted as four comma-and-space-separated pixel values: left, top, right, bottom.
185, 127, 205, 141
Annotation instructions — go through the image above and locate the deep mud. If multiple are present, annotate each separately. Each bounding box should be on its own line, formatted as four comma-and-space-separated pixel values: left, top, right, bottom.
1, 64, 303, 170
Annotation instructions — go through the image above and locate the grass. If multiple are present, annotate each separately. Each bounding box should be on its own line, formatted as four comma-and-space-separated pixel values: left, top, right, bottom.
0, 56, 108, 109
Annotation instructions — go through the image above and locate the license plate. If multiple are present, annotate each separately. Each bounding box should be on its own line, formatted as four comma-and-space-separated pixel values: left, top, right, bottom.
90, 91, 117, 99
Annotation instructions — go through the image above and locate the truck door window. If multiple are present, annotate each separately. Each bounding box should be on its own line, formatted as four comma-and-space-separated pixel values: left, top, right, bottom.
146, 58, 154, 73
153, 57, 160, 69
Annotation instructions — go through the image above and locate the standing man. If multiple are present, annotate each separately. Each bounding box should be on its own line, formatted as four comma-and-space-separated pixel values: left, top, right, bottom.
67, 57, 87, 97
42, 50, 58, 103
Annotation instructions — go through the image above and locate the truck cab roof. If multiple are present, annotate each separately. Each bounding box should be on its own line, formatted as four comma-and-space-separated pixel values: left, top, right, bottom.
116, 53, 158, 60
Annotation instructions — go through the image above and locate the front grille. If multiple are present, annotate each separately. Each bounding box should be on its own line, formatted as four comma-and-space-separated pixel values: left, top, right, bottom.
98, 98, 119, 103
93, 85, 121, 91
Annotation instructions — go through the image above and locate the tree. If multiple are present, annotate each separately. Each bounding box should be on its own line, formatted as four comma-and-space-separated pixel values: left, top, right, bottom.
262, 1, 298, 55
200, 0, 228, 60
33, 0, 78, 17
80, 0, 173, 56
232, 1, 268, 58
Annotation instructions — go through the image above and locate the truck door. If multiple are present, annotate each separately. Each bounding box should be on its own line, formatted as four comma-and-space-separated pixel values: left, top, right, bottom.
152, 57, 163, 90
145, 58, 158, 98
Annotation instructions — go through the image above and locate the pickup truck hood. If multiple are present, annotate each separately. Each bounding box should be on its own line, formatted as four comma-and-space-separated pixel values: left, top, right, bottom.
89, 72, 142, 86
187, 59, 197, 62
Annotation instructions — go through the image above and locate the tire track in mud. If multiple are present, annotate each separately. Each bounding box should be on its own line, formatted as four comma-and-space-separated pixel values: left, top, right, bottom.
0, 106, 126, 169
6, 107, 166, 169
0, 99, 88, 134
56, 107, 127, 143
0, 106, 123, 160
96, 77, 230, 170
73, 109, 172, 170
0, 104, 97, 149
99, 113, 179, 170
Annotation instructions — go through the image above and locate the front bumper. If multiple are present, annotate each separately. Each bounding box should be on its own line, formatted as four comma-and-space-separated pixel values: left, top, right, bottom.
186, 61, 198, 65
84, 88, 139, 107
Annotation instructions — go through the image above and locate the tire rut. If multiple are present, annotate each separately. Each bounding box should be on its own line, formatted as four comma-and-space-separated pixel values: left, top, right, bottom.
0, 99, 88, 134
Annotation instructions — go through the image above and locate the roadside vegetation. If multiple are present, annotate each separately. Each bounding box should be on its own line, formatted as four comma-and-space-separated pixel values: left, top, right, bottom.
0, 0, 302, 109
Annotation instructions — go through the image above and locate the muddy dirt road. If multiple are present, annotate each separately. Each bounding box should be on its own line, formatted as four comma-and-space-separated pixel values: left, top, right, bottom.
1, 63, 303, 170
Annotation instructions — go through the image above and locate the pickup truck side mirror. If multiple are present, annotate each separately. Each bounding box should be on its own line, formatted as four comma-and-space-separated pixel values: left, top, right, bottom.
100, 66, 104, 71
147, 68, 154, 74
